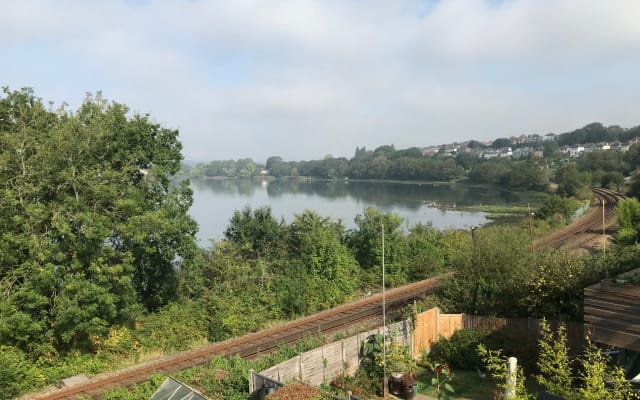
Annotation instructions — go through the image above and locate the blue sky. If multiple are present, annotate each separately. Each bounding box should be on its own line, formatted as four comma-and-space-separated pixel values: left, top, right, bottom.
2, 0, 640, 163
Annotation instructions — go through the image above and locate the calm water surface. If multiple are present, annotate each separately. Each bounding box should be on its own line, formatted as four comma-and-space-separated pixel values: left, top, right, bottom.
189, 179, 533, 247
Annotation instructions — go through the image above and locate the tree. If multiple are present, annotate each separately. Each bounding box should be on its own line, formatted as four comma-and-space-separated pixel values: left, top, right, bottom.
0, 88, 199, 353
614, 198, 640, 245
535, 196, 578, 222
224, 206, 285, 259
492, 138, 511, 148
405, 224, 447, 280
543, 140, 559, 158
285, 210, 359, 311
555, 163, 587, 197
443, 226, 534, 316
347, 208, 406, 286
265, 156, 283, 170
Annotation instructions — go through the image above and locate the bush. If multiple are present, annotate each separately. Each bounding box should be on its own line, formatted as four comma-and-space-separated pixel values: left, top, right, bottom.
535, 196, 579, 222
429, 329, 489, 371
0, 346, 40, 399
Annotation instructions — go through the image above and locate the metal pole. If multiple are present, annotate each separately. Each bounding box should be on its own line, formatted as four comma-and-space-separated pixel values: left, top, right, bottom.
602, 199, 606, 255
528, 203, 534, 253
382, 222, 386, 397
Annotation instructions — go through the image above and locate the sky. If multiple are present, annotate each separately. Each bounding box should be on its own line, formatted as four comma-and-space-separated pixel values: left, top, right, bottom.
2, 0, 640, 163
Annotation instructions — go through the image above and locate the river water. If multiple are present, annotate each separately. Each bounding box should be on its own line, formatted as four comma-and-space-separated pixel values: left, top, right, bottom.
188, 178, 534, 246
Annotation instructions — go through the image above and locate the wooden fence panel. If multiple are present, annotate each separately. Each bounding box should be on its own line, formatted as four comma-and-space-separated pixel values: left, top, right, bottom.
439, 314, 463, 339
413, 307, 439, 356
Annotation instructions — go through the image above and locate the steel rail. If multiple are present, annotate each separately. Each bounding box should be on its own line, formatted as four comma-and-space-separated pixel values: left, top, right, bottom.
30, 276, 444, 400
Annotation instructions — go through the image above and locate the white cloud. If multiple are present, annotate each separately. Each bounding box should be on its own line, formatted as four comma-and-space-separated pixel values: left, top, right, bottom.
1, 0, 640, 161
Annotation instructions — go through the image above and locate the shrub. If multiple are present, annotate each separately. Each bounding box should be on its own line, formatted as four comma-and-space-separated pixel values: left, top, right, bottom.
0, 346, 40, 399
429, 329, 489, 371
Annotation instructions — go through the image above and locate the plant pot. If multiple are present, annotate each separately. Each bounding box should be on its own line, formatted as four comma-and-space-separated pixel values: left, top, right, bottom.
403, 385, 415, 400
389, 374, 403, 395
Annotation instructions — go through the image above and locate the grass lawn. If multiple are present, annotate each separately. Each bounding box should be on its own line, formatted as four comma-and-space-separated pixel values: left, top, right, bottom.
416, 369, 495, 399
416, 369, 544, 400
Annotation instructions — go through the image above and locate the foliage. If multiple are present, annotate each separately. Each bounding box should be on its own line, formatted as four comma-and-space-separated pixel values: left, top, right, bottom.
615, 198, 640, 245
554, 163, 588, 197
359, 333, 386, 386
576, 340, 630, 400
421, 359, 455, 400
500, 160, 548, 191
347, 208, 407, 287
100, 374, 165, 400
134, 301, 208, 353
443, 225, 534, 316
224, 206, 286, 259
196, 242, 275, 340
430, 329, 490, 371
537, 322, 633, 400
0, 88, 199, 357
477, 344, 533, 400
404, 223, 448, 280
535, 196, 580, 222
535, 320, 572, 399
359, 333, 415, 392
285, 210, 360, 311
0, 346, 40, 399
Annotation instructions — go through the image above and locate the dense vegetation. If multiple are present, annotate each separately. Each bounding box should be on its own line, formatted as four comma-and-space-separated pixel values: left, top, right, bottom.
185, 122, 640, 196
2, 88, 640, 399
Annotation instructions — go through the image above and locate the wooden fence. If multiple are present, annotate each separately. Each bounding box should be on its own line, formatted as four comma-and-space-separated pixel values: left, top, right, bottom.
412, 307, 585, 357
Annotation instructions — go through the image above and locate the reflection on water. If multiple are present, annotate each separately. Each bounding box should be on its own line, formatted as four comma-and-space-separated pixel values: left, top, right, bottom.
189, 178, 527, 246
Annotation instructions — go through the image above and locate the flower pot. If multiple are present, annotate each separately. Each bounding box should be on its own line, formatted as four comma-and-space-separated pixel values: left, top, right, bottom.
403, 385, 415, 400
389, 374, 403, 395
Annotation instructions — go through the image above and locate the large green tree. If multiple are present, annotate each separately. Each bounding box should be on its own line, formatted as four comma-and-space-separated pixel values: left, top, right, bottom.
347, 208, 407, 286
0, 88, 198, 354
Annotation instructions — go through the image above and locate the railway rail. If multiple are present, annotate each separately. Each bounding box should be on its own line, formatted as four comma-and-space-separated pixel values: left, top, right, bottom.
534, 187, 625, 251
30, 276, 444, 400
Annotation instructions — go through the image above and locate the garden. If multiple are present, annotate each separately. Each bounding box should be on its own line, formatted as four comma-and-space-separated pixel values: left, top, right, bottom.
321, 321, 638, 400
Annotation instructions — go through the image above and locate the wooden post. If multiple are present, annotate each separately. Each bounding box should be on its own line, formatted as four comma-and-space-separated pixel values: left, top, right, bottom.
383, 376, 389, 398
505, 357, 517, 399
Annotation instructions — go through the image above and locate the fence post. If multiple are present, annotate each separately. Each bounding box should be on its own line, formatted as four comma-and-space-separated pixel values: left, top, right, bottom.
248, 369, 255, 394
341, 339, 346, 376
299, 354, 304, 382
505, 357, 517, 399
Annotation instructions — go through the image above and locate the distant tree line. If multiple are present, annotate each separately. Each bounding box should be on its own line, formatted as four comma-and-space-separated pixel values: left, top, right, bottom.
184, 121, 640, 196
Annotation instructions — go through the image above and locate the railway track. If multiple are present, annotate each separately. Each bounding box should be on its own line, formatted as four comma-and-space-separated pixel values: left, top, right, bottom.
29, 276, 444, 400
534, 187, 625, 251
